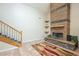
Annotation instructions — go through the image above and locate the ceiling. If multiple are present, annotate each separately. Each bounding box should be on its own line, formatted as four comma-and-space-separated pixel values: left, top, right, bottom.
26, 3, 50, 15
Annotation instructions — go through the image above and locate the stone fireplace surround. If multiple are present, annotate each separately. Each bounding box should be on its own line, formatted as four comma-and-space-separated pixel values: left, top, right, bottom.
50, 3, 70, 40
51, 20, 70, 40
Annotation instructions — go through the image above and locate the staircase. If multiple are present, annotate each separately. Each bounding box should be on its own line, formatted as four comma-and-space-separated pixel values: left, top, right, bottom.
0, 20, 22, 47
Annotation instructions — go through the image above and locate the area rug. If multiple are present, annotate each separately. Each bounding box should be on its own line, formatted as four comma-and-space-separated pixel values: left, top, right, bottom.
32, 42, 78, 56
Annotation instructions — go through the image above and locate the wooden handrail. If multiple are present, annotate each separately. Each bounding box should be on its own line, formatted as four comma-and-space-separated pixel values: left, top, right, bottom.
0, 20, 22, 34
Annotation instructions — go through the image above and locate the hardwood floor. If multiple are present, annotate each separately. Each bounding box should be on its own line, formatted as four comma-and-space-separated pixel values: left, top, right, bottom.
0, 40, 79, 56
0, 40, 44, 56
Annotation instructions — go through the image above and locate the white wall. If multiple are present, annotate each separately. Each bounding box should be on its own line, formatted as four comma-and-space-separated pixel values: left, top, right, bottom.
0, 3, 46, 51
0, 3, 45, 42
70, 3, 79, 40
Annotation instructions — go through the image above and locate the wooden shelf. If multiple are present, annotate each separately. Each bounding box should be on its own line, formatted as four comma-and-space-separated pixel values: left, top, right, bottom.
45, 31, 49, 34
45, 20, 49, 23
45, 26, 49, 28
51, 25, 64, 28
51, 19, 70, 23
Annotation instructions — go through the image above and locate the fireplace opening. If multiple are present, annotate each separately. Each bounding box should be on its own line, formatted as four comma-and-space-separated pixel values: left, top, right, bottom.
52, 32, 63, 39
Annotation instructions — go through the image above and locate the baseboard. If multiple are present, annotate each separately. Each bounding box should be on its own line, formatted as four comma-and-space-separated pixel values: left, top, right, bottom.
23, 39, 44, 43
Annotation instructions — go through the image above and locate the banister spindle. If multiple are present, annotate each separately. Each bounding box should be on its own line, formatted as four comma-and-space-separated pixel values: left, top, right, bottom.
9, 27, 11, 38
8, 27, 10, 38
12, 29, 13, 38
3, 24, 4, 35
2, 23, 3, 35
16, 31, 17, 41
21, 31, 22, 44
0, 22, 2, 35
14, 31, 16, 41
4, 24, 6, 36
6, 25, 8, 37
10, 28, 12, 39
7, 26, 9, 37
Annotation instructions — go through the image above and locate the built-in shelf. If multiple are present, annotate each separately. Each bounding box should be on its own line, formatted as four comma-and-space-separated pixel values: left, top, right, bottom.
44, 19, 50, 35
51, 19, 70, 23
45, 31, 49, 34
45, 20, 49, 23
45, 26, 49, 28
51, 25, 64, 28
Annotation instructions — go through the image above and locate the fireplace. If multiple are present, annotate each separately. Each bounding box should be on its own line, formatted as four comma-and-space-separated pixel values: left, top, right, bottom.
52, 32, 63, 39
51, 21, 70, 40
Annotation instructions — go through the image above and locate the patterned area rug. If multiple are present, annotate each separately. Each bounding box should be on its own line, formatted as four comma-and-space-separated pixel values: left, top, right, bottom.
32, 42, 78, 56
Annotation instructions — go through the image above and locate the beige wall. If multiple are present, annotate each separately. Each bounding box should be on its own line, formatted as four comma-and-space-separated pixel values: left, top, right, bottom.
70, 3, 79, 40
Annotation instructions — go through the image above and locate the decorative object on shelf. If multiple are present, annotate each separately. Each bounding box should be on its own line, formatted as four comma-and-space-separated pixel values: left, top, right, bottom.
45, 26, 49, 28
71, 35, 78, 50
47, 34, 53, 38
45, 20, 49, 23
67, 35, 71, 41
45, 31, 49, 34
44, 19, 50, 35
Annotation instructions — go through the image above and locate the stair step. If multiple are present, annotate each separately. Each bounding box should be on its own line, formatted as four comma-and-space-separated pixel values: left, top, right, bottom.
0, 35, 22, 47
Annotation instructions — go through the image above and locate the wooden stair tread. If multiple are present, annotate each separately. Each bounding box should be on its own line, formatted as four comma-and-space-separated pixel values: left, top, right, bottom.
0, 35, 21, 47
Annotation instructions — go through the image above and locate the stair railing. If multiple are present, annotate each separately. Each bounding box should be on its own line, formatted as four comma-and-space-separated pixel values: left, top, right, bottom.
0, 20, 22, 45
